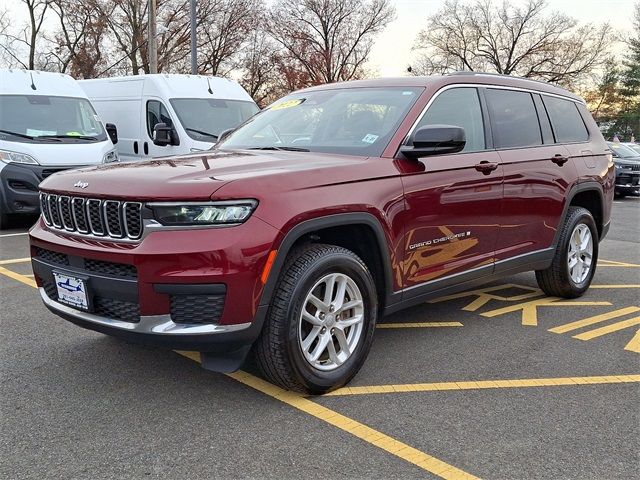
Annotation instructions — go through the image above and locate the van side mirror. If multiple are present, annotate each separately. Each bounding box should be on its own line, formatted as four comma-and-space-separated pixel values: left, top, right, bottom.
105, 123, 118, 144
400, 125, 466, 159
153, 123, 179, 147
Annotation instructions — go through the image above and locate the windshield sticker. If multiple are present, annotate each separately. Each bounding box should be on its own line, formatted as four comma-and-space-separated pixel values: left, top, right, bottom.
362, 134, 379, 144
26, 129, 56, 137
402, 91, 414, 95
271, 98, 305, 110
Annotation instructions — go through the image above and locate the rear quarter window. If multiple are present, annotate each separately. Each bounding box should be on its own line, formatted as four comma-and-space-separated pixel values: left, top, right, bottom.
542, 96, 589, 143
485, 89, 542, 149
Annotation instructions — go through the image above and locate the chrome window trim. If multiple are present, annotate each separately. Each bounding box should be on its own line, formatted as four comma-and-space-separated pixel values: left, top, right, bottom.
403, 83, 587, 147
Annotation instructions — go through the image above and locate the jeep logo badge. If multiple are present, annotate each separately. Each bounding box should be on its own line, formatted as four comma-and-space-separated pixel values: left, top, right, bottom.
74, 181, 89, 189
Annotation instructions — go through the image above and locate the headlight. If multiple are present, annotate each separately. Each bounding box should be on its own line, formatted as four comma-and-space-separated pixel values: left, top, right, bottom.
102, 150, 119, 163
0, 149, 39, 165
149, 200, 257, 226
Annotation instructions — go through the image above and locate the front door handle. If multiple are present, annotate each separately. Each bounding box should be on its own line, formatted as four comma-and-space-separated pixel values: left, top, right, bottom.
475, 161, 499, 175
551, 154, 569, 166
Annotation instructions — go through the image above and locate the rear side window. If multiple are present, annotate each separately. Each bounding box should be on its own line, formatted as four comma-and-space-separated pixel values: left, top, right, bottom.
542, 96, 589, 143
486, 89, 542, 149
415, 87, 485, 152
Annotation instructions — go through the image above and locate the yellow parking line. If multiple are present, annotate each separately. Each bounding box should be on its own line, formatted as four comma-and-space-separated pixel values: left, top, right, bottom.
0, 266, 37, 288
174, 352, 478, 479
548, 307, 640, 334
624, 331, 640, 353
591, 285, 640, 288
377, 322, 463, 329
0, 257, 31, 265
323, 374, 640, 396
598, 259, 640, 267
573, 317, 640, 341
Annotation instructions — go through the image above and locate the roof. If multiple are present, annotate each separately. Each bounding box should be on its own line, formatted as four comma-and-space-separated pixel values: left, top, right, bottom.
298, 72, 585, 103
0, 69, 84, 98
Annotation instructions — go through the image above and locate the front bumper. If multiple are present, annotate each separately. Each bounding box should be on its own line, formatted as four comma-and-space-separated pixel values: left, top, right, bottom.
615, 171, 640, 196
30, 214, 280, 351
0, 163, 85, 215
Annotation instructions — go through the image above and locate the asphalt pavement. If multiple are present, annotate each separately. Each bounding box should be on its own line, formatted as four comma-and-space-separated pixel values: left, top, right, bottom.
1, 198, 638, 479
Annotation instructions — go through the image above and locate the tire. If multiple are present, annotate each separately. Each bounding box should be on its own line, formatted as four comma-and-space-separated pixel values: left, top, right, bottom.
535, 207, 598, 298
253, 243, 378, 394
0, 205, 9, 230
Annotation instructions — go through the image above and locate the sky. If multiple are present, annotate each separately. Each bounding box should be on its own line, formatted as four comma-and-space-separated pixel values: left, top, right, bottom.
370, 0, 637, 76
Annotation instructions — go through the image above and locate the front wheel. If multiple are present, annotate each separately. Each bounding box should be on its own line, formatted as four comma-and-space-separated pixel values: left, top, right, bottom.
253, 244, 378, 394
535, 207, 598, 298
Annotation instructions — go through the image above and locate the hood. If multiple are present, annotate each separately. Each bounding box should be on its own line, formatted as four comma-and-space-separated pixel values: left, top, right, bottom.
0, 138, 114, 166
614, 157, 640, 166
39, 149, 400, 200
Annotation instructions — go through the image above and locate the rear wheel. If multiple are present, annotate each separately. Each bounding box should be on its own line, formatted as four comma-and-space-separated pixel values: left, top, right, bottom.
254, 244, 378, 394
535, 207, 598, 298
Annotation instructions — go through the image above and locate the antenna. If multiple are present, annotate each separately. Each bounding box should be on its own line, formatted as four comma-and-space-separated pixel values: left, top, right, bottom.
206, 77, 213, 94
29, 71, 37, 90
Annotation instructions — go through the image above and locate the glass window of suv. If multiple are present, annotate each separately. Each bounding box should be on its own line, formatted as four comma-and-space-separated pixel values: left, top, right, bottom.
217, 87, 423, 157
543, 96, 589, 143
486, 89, 542, 149
413, 87, 485, 152
146, 100, 173, 138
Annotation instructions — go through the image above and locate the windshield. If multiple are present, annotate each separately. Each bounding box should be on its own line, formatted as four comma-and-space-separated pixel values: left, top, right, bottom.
170, 98, 259, 142
217, 87, 424, 157
624, 143, 640, 155
608, 142, 640, 159
0, 95, 107, 143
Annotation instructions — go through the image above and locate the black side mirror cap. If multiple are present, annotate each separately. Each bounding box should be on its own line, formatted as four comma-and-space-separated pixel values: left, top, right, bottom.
153, 123, 180, 146
105, 123, 118, 144
400, 124, 466, 159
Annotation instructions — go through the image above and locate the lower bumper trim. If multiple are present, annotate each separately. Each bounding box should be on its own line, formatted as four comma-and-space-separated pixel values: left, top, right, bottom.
39, 287, 250, 335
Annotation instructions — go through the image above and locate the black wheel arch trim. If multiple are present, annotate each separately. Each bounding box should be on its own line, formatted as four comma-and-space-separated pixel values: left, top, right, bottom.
259, 212, 396, 310
553, 181, 606, 248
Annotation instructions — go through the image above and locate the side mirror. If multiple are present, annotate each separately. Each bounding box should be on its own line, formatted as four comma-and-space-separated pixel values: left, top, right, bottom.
400, 125, 466, 159
153, 122, 179, 146
105, 123, 118, 144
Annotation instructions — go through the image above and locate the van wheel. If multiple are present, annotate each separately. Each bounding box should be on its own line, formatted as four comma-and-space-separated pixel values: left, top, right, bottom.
535, 207, 598, 298
254, 244, 377, 394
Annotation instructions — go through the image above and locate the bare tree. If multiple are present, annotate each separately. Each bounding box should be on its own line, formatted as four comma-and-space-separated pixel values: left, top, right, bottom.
239, 22, 280, 106
412, 0, 612, 87
1, 0, 51, 69
267, 0, 395, 85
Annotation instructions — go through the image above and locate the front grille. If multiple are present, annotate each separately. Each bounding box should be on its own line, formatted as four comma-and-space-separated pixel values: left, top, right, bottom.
39, 193, 143, 241
85, 259, 137, 278
35, 247, 69, 265
94, 297, 140, 323
631, 164, 640, 172
170, 294, 225, 325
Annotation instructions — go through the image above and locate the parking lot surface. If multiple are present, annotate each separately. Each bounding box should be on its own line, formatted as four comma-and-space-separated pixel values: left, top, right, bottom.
1, 199, 639, 479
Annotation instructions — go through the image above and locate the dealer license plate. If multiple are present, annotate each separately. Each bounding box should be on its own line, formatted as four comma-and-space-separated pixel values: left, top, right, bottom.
53, 272, 89, 310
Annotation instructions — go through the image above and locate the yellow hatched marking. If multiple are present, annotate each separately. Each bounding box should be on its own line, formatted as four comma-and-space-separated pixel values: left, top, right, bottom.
377, 322, 463, 329
324, 375, 640, 396
481, 297, 611, 326
624, 331, 640, 353
0, 257, 31, 265
598, 259, 640, 267
174, 352, 479, 480
573, 317, 640, 341
548, 307, 640, 334
0, 266, 37, 288
428, 283, 543, 312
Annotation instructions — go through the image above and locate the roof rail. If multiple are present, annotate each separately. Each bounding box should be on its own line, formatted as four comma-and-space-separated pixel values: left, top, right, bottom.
447, 71, 554, 86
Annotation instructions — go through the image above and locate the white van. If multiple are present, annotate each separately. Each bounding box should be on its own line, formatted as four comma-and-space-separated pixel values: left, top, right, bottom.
79, 74, 259, 161
0, 69, 119, 228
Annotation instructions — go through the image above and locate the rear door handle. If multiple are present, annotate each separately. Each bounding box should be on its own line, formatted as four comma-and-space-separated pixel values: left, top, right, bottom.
474, 161, 499, 175
551, 154, 569, 166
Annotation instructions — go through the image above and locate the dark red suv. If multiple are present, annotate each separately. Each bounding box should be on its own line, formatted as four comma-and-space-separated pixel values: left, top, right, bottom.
30, 73, 614, 393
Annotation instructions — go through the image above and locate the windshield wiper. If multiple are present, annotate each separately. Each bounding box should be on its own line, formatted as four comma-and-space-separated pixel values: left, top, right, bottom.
0, 129, 36, 140
185, 127, 218, 140
39, 134, 98, 140
248, 146, 310, 152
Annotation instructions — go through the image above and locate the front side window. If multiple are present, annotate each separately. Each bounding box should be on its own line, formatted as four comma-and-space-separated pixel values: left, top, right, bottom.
170, 99, 259, 142
218, 87, 423, 157
543, 96, 589, 143
414, 87, 485, 152
486, 89, 542, 149
0, 95, 106, 143
146, 100, 173, 138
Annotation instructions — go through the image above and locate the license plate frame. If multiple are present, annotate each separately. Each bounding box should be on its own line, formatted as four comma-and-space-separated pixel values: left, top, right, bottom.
53, 271, 91, 311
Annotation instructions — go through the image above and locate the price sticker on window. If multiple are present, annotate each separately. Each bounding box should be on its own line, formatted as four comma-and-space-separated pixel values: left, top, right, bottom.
271, 98, 305, 110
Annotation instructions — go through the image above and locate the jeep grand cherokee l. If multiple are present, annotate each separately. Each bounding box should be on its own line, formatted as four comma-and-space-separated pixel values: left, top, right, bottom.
30, 73, 614, 393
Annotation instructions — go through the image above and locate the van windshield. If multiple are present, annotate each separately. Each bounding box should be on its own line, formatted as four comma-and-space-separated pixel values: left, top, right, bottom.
217, 87, 423, 157
170, 98, 259, 142
0, 95, 107, 143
